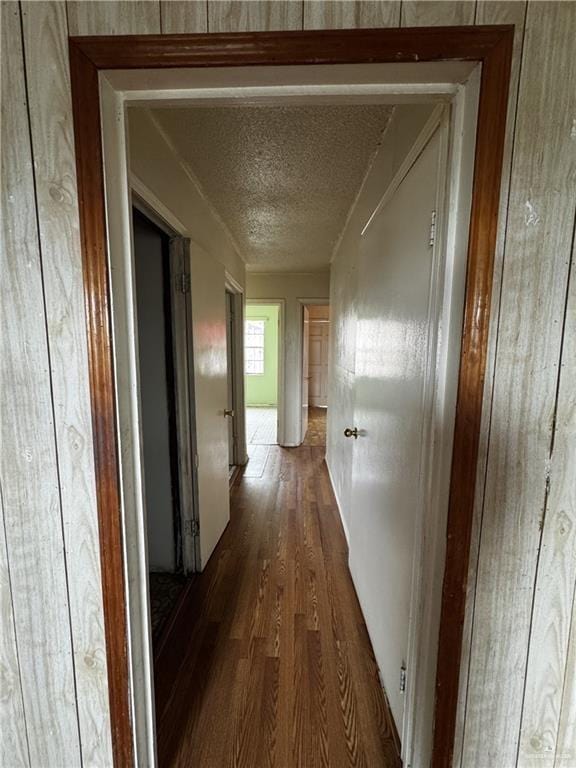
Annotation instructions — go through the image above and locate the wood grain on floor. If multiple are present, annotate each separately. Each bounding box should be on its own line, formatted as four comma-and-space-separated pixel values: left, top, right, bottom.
303, 407, 327, 447
155, 445, 401, 768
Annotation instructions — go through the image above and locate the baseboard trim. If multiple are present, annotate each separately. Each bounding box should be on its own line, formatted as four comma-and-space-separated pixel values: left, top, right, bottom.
325, 459, 350, 546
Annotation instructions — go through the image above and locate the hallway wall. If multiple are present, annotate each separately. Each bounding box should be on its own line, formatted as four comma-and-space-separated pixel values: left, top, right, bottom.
128, 109, 246, 290
326, 103, 435, 539
2, 2, 575, 767
246, 271, 330, 446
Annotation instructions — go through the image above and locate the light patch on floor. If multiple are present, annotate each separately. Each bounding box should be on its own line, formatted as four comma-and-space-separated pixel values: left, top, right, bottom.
246, 406, 278, 445
245, 407, 277, 478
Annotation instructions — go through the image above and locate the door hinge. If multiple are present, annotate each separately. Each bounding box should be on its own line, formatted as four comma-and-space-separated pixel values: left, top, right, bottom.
185, 519, 200, 538
429, 210, 437, 248
177, 272, 191, 294
400, 663, 407, 693
194, 452, 199, 469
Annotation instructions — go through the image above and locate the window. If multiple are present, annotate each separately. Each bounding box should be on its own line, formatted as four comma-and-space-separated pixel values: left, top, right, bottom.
245, 319, 265, 375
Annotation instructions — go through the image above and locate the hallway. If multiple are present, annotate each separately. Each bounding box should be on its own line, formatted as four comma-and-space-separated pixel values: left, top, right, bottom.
155, 445, 400, 768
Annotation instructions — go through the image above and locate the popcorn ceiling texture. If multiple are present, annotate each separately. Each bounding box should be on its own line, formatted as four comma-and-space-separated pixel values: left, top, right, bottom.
150, 105, 395, 271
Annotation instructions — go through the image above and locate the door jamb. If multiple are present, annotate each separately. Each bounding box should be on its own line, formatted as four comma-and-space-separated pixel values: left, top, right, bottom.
224, 273, 247, 466
69, 26, 514, 768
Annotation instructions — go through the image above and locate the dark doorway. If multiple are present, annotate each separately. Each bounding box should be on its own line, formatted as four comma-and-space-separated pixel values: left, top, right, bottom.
132, 208, 186, 644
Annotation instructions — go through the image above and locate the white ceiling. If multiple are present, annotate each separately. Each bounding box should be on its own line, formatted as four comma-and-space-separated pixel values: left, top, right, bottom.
149, 104, 395, 272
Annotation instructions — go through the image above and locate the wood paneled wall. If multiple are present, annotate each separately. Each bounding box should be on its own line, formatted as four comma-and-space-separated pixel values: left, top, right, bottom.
1, 1, 574, 766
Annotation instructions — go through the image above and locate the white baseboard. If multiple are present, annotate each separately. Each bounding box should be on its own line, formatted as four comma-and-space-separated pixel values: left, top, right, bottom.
325, 459, 350, 546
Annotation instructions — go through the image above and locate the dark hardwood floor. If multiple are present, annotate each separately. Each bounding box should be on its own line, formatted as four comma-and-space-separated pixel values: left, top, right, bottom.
155, 445, 401, 768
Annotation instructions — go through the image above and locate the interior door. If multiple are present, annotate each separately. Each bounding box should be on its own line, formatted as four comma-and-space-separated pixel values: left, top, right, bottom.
301, 305, 310, 441
309, 322, 330, 407
348, 128, 442, 735
190, 244, 230, 569
225, 291, 236, 468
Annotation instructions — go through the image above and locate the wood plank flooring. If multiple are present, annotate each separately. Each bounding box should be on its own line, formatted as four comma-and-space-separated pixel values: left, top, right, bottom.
303, 407, 327, 447
155, 445, 401, 768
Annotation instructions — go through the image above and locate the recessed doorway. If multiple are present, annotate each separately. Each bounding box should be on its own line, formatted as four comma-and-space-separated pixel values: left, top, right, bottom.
300, 302, 330, 447
244, 300, 282, 477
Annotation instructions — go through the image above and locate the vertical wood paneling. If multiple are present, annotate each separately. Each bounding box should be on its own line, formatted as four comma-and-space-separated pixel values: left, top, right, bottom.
461, 3, 576, 764
160, 0, 208, 33
208, 0, 302, 32
453, 3, 528, 764
67, 0, 161, 35
303, 0, 401, 29
0, 3, 81, 765
400, 0, 476, 26
554, 246, 576, 768
0, 491, 29, 766
555, 512, 576, 767
518, 241, 576, 765
20, 3, 114, 765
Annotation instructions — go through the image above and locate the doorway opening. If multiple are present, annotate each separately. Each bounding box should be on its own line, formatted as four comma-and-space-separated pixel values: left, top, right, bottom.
300, 302, 330, 447
70, 27, 513, 768
132, 204, 198, 653
225, 277, 247, 483
244, 300, 282, 477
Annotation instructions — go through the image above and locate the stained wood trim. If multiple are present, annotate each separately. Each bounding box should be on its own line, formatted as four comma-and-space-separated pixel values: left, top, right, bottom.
68, 42, 133, 768
68, 26, 514, 767
70, 25, 512, 68
432, 31, 514, 768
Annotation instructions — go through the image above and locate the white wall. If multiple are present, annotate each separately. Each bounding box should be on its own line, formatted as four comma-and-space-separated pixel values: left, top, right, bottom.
128, 109, 238, 574
326, 104, 435, 534
246, 271, 330, 445
128, 108, 246, 290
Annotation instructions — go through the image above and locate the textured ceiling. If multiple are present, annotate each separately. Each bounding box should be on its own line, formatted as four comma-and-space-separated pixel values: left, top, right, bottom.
150, 105, 394, 272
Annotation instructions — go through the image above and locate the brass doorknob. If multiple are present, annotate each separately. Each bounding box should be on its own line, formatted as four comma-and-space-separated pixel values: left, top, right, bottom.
224, 409, 234, 418
344, 427, 358, 439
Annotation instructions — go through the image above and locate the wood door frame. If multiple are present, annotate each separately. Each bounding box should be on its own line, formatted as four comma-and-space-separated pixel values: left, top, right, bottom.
224, 274, 248, 467
69, 26, 514, 768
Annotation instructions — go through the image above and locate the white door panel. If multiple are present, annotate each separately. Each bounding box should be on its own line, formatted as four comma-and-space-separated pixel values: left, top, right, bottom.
309, 322, 330, 407
349, 129, 442, 734
190, 245, 230, 569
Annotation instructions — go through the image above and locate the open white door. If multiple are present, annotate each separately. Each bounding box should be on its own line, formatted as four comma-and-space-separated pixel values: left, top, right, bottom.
348, 127, 444, 737
189, 243, 230, 569
301, 305, 310, 441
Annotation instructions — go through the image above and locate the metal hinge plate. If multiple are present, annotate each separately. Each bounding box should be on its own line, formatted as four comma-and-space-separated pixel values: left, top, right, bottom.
185, 519, 200, 538
429, 210, 437, 248
178, 273, 191, 294
400, 663, 407, 693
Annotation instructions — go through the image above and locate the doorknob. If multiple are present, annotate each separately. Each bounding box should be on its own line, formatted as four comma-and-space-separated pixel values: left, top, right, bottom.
344, 427, 358, 439
224, 409, 234, 418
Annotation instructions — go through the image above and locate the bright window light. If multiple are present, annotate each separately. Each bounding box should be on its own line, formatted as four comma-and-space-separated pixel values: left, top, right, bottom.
245, 319, 265, 375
